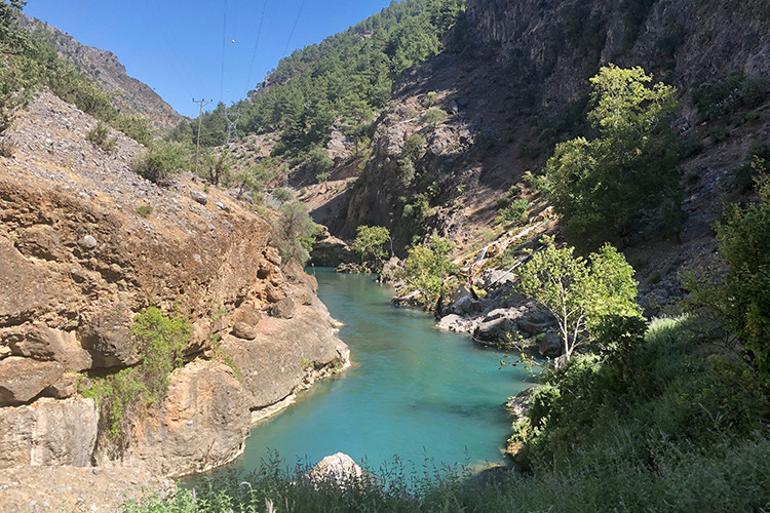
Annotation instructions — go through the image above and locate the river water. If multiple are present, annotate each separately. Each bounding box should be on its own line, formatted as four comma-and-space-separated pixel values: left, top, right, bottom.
212, 269, 530, 475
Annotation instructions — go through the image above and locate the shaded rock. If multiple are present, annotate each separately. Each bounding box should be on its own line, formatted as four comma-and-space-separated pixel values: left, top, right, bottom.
78, 307, 138, 368
0, 357, 63, 406
311, 230, 353, 267
538, 330, 562, 358
391, 290, 421, 308
269, 297, 296, 319
449, 294, 481, 316
505, 387, 534, 419
190, 190, 208, 205
0, 397, 98, 468
0, 465, 174, 513
473, 314, 515, 343
309, 452, 365, 483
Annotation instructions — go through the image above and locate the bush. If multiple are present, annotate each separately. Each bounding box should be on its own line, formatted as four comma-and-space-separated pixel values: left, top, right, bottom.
422, 107, 448, 127
496, 198, 529, 227
114, 114, 154, 146
81, 307, 189, 449
694, 73, 769, 121
133, 140, 192, 185
87, 122, 117, 153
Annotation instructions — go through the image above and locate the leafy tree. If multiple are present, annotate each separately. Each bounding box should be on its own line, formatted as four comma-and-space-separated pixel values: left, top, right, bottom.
517, 236, 641, 360
202, 149, 231, 186
272, 202, 320, 267
538, 65, 681, 248
401, 235, 458, 307
351, 225, 392, 266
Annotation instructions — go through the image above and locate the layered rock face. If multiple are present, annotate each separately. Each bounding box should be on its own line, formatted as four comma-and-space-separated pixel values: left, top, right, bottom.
0, 92, 349, 478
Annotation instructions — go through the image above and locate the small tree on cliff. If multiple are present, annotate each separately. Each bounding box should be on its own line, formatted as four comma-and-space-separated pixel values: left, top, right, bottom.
351, 225, 392, 267
517, 236, 641, 361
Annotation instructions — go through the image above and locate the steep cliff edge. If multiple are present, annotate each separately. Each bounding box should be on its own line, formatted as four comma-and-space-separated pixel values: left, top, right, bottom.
333, 0, 769, 307
0, 92, 349, 479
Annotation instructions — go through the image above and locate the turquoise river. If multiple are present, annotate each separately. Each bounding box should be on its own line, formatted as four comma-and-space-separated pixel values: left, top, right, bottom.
210, 269, 530, 475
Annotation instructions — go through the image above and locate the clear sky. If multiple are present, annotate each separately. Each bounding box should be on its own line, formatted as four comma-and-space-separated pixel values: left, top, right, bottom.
24, 0, 393, 117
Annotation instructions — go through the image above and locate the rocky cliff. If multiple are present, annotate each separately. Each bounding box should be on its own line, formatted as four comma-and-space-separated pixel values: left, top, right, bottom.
21, 16, 184, 132
329, 0, 770, 308
0, 91, 349, 481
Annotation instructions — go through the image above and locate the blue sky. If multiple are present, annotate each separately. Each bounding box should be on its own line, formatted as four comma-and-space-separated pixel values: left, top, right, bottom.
24, 0, 393, 117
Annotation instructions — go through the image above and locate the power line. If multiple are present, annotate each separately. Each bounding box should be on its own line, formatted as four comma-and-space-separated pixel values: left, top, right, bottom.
284, 0, 306, 53
192, 98, 213, 173
245, 0, 268, 94
219, 0, 229, 103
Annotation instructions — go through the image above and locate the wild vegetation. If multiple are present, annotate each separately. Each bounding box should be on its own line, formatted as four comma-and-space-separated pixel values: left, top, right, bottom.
80, 307, 190, 450
351, 225, 392, 268
400, 235, 458, 307
272, 202, 321, 267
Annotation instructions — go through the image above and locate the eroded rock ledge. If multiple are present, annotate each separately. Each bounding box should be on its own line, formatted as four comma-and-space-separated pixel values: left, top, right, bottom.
0, 93, 349, 488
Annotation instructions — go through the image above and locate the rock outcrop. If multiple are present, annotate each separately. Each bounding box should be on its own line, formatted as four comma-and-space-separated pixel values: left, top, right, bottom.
0, 92, 349, 482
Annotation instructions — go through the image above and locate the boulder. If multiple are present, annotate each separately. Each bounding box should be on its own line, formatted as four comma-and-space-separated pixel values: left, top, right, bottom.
231, 321, 258, 340
436, 314, 476, 334
473, 313, 515, 343
309, 452, 365, 484
0, 397, 98, 468
190, 190, 208, 205
0, 357, 64, 406
391, 290, 422, 309
449, 294, 482, 316
78, 234, 98, 250
269, 297, 296, 319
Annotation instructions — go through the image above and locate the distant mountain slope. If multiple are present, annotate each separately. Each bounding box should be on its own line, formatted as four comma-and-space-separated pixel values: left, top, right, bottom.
20, 16, 183, 132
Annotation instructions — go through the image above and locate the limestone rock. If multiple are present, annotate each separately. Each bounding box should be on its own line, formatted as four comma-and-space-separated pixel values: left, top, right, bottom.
436, 314, 477, 334
78, 234, 98, 249
78, 307, 138, 368
309, 452, 365, 484
0, 357, 63, 406
190, 190, 208, 205
107, 359, 250, 477
8, 325, 92, 371
0, 465, 174, 513
0, 397, 98, 468
42, 372, 78, 399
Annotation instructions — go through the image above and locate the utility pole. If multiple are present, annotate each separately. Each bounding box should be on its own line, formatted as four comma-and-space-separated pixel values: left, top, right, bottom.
192, 98, 212, 174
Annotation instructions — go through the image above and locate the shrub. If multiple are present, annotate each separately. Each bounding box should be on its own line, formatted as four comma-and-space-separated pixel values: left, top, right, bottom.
114, 114, 154, 146
133, 140, 192, 185
135, 205, 153, 218
422, 107, 448, 127
401, 235, 458, 307
496, 198, 529, 227
87, 122, 117, 153
0, 138, 15, 157
81, 307, 190, 448
694, 73, 769, 121
539, 65, 682, 248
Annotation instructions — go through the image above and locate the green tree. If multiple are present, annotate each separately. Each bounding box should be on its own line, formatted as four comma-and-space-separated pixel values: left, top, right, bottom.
517, 236, 641, 360
351, 225, 392, 266
272, 202, 319, 267
539, 65, 681, 248
401, 235, 458, 307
